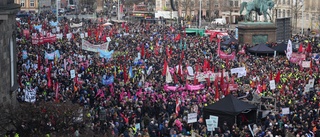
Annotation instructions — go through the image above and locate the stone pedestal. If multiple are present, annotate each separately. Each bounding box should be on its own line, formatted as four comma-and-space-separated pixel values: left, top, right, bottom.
238, 22, 277, 45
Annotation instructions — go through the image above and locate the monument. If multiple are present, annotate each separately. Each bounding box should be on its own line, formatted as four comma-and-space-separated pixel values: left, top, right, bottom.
238, 0, 277, 45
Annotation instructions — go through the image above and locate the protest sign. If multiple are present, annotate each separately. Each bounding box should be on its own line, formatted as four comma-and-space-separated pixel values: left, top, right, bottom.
209, 115, 219, 128
308, 79, 315, 87
187, 113, 197, 123
24, 88, 37, 103
269, 80, 276, 90
107, 37, 111, 42
302, 61, 311, 68
206, 119, 214, 131
70, 70, 75, 78
135, 123, 140, 131
282, 107, 290, 115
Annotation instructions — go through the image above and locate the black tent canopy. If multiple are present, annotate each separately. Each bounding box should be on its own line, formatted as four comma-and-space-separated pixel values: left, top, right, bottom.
222, 37, 238, 45
203, 95, 257, 127
248, 43, 275, 54
272, 42, 287, 53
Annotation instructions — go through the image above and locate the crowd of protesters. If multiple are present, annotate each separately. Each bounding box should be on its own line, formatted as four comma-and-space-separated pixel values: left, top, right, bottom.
13, 10, 320, 137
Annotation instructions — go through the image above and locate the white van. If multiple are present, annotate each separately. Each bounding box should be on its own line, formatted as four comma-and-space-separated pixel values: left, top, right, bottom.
211, 18, 226, 25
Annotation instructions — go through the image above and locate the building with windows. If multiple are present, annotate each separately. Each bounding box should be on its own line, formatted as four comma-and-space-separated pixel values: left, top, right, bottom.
14, 0, 39, 12
0, 0, 20, 106
155, 0, 241, 23
275, 0, 320, 33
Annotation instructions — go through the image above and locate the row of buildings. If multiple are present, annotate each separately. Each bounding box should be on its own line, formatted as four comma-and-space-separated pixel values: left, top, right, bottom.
155, 0, 320, 31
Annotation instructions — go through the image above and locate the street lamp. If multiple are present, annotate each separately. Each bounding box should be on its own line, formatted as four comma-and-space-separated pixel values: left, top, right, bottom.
199, 0, 202, 28
300, 0, 304, 35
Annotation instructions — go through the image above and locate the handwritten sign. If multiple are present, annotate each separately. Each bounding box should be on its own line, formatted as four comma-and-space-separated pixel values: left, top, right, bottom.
302, 61, 311, 68
282, 107, 290, 115
209, 115, 219, 128
206, 119, 214, 131
187, 113, 197, 123
70, 69, 75, 78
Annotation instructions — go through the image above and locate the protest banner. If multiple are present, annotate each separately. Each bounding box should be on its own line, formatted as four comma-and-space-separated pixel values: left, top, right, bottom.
187, 71, 229, 81
230, 67, 246, 78
70, 22, 83, 28
82, 39, 109, 52
187, 113, 197, 123
308, 79, 315, 87
221, 84, 239, 91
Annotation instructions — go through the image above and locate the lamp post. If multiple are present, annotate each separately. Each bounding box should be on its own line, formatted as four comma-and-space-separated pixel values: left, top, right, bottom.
300, 0, 304, 35
117, 0, 120, 20
56, 0, 59, 20
199, 0, 202, 28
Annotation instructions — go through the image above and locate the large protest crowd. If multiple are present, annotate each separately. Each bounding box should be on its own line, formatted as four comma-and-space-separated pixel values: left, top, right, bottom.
12, 10, 320, 137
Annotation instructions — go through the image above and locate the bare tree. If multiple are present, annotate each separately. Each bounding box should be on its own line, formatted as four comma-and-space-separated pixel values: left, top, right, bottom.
291, 0, 303, 33
178, 0, 193, 21
218, 0, 234, 23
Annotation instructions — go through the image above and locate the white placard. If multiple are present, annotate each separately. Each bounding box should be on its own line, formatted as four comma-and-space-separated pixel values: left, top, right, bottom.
80, 33, 84, 39
304, 84, 310, 92
85, 32, 88, 37
67, 33, 72, 41
187, 113, 197, 123
135, 123, 140, 131
24, 88, 37, 103
282, 107, 290, 115
107, 37, 111, 42
206, 119, 214, 131
308, 79, 315, 87
230, 67, 246, 78
302, 61, 311, 68
70, 69, 75, 78
269, 80, 276, 90
209, 115, 219, 128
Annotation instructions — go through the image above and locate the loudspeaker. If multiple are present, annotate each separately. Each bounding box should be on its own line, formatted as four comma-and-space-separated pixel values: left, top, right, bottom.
170, 0, 177, 11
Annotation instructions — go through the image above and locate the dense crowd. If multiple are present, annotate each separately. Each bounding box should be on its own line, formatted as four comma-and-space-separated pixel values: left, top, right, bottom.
13, 11, 320, 137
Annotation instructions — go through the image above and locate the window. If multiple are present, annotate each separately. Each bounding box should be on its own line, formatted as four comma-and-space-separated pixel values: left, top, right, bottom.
229, 1, 233, 6
282, 10, 285, 17
215, 4, 219, 7
287, 10, 290, 17
20, 0, 25, 7
30, 0, 35, 7
206, 0, 210, 7
235, 1, 239, 7
278, 9, 281, 18
288, 0, 290, 5
282, 0, 286, 5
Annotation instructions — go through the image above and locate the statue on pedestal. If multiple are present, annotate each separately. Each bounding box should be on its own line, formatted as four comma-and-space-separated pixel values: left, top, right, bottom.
240, 0, 275, 22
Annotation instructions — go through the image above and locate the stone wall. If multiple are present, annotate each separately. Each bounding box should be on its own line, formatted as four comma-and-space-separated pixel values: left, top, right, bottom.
238, 23, 277, 44
0, 3, 20, 107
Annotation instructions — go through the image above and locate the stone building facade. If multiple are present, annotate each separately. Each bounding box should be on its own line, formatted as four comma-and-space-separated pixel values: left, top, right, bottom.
0, 0, 20, 107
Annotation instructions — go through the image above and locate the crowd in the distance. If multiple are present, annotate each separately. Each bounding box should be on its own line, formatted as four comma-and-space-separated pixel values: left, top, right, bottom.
13, 10, 320, 137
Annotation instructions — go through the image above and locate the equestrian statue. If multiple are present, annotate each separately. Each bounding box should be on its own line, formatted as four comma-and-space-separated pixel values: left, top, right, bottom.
240, 0, 275, 22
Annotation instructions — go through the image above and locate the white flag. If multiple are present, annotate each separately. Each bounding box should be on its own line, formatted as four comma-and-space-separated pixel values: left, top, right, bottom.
286, 40, 293, 60
166, 66, 173, 83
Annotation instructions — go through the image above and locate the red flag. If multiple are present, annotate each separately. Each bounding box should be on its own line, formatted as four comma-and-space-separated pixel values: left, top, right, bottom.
178, 60, 182, 76
74, 73, 78, 85
210, 34, 214, 42
162, 60, 168, 76
269, 71, 273, 80
120, 4, 124, 13
125, 25, 129, 33
141, 44, 145, 58
173, 73, 178, 83
275, 71, 281, 83
298, 43, 303, 52
217, 39, 221, 55
37, 54, 41, 71
225, 84, 230, 96
166, 47, 170, 56
220, 70, 224, 88
181, 51, 185, 59
95, 28, 99, 41
203, 59, 209, 71
174, 34, 181, 42
122, 22, 125, 28
230, 75, 235, 84
306, 42, 312, 53
87, 28, 91, 37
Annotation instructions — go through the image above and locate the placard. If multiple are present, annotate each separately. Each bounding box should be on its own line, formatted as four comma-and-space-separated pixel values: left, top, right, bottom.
302, 61, 311, 68
70, 69, 75, 78
269, 80, 276, 90
209, 115, 219, 128
282, 107, 290, 115
308, 79, 315, 87
107, 37, 111, 42
206, 119, 214, 131
187, 113, 197, 123
80, 33, 84, 39
304, 84, 310, 92
135, 123, 140, 131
